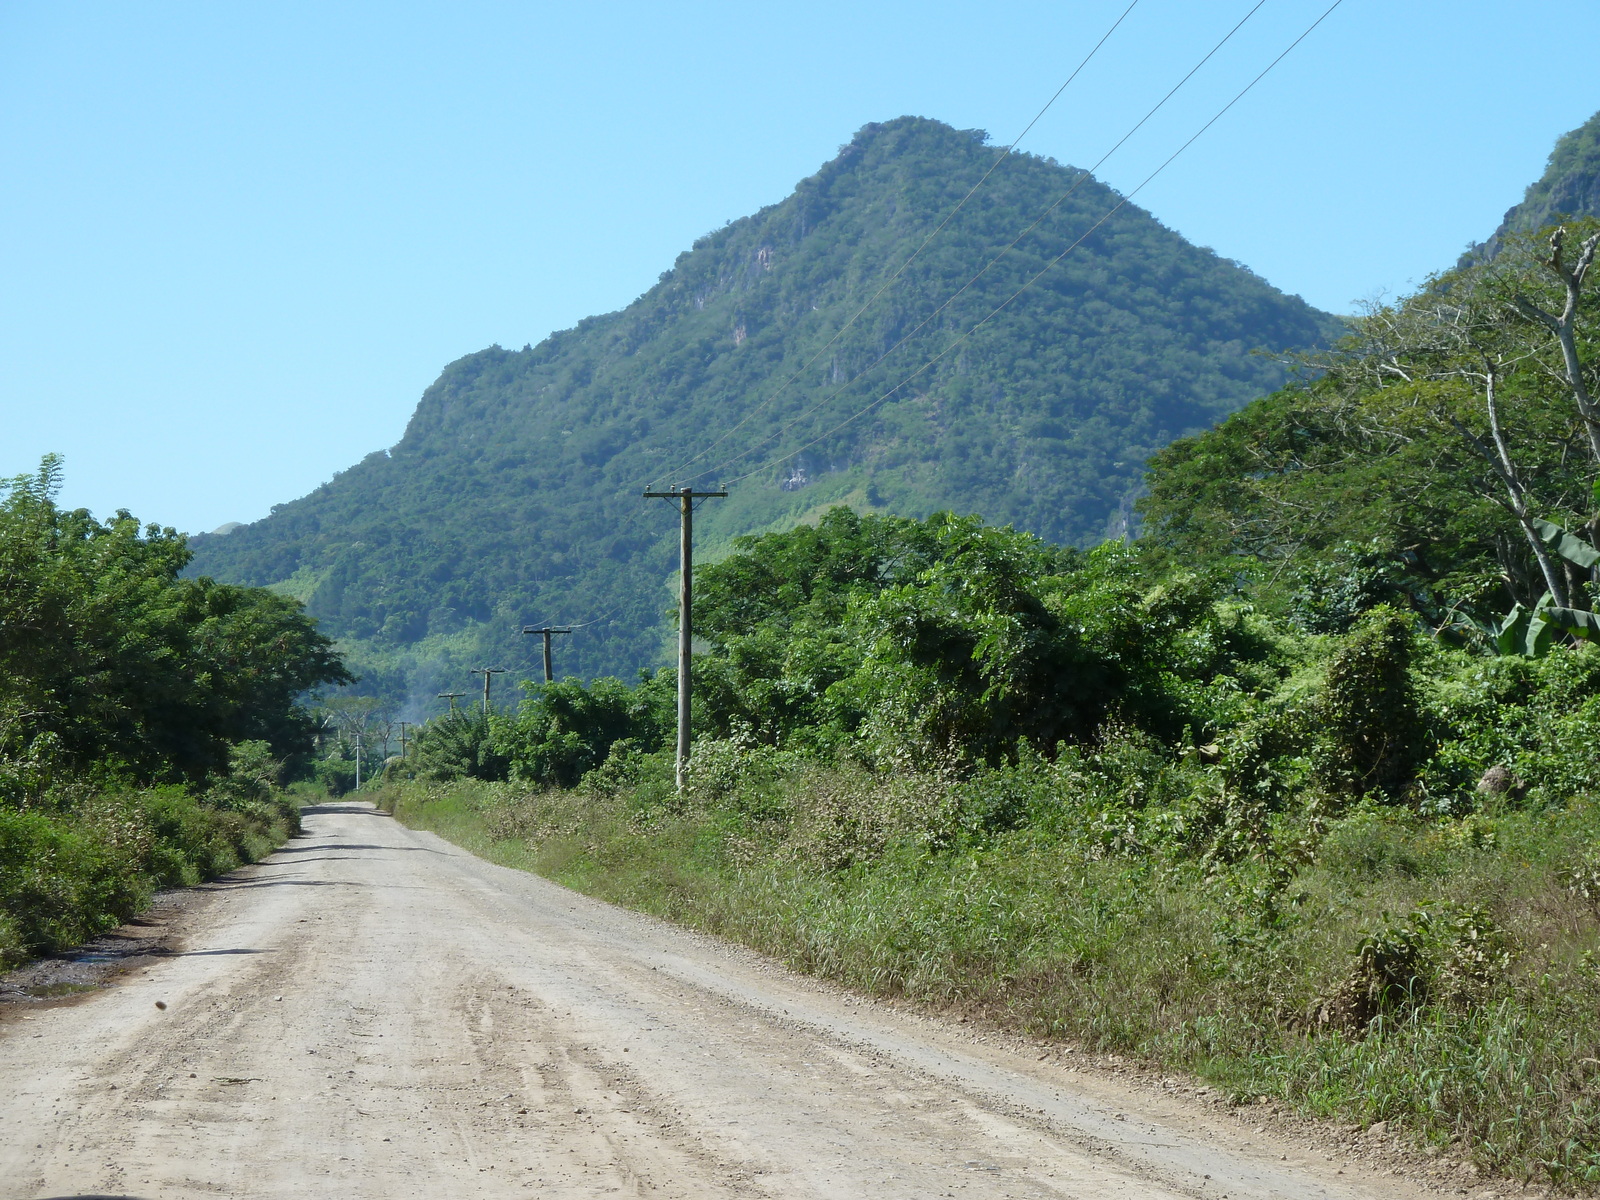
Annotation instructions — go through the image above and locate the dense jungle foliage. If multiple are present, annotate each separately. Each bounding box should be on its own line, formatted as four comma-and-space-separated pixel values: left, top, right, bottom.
1145, 220, 1600, 630
0, 457, 349, 965
385, 214, 1600, 1186
189, 115, 1337, 710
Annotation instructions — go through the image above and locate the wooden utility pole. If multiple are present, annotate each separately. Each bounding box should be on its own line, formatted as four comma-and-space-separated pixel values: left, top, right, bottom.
470, 667, 508, 715
437, 691, 466, 714
520, 625, 573, 683
398, 721, 413, 757
643, 485, 727, 790
354, 730, 363, 790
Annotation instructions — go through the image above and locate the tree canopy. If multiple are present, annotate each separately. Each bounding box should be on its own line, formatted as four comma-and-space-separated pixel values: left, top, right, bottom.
0, 456, 350, 784
1142, 221, 1600, 633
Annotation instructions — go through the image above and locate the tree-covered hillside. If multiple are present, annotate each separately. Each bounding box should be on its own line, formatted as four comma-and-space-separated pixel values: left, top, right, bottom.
189, 116, 1338, 712
1468, 108, 1600, 263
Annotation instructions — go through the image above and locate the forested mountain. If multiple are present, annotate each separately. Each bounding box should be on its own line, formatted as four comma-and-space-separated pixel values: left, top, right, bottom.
189, 116, 1339, 712
1468, 108, 1600, 263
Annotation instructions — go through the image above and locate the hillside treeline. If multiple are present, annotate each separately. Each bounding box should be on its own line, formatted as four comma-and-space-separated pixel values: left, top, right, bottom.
0, 456, 349, 963
391, 224, 1600, 1187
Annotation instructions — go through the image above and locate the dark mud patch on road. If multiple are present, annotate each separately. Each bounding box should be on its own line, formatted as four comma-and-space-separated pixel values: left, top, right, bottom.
0, 872, 245, 1015
0, 821, 327, 1017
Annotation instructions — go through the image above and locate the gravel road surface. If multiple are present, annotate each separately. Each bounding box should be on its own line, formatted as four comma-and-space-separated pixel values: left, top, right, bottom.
0, 801, 1438, 1199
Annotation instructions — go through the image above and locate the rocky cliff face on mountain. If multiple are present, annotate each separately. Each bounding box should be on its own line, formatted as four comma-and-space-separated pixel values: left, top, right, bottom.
188, 116, 1340, 709
1467, 109, 1600, 263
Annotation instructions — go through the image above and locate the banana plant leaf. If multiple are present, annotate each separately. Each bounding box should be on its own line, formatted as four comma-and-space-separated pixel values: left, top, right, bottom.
1494, 603, 1531, 656
1532, 517, 1600, 569
1525, 613, 1558, 657
1543, 605, 1600, 643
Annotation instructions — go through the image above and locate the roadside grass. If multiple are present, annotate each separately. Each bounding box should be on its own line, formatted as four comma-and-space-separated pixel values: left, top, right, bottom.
384, 767, 1600, 1190
0, 783, 301, 967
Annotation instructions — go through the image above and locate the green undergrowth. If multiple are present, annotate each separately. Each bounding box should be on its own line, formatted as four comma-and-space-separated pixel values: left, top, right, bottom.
382, 756, 1600, 1191
0, 744, 304, 967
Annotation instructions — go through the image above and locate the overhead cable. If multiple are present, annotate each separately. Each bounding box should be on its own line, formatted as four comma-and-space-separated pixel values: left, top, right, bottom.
716, 0, 1347, 490
686, 0, 1274, 486
650, 0, 1142, 487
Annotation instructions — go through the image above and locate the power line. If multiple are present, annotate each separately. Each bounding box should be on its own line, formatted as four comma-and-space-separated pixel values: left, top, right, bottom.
684, 0, 1272, 487
717, 0, 1346, 490
650, 0, 1142, 487
519, 608, 619, 632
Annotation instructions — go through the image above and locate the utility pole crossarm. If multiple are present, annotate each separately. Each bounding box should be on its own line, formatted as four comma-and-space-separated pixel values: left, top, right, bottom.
520, 625, 575, 683
644, 485, 728, 791
469, 667, 508, 715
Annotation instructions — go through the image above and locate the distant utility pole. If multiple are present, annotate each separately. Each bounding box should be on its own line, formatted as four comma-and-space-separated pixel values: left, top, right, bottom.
437, 691, 466, 714
398, 721, 413, 757
470, 667, 508, 715
643, 484, 727, 791
354, 730, 363, 790
520, 625, 573, 683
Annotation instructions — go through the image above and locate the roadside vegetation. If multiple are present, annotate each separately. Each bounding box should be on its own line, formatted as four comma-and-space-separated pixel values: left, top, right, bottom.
387, 224, 1600, 1190
0, 456, 349, 965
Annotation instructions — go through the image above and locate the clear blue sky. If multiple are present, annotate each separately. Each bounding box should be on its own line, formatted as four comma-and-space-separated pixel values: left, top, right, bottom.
5, 0, 1600, 535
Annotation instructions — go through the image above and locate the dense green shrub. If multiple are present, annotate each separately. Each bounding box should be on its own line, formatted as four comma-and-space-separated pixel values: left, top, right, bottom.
313, 756, 356, 796
0, 778, 298, 966
1316, 606, 1430, 800
412, 710, 511, 782
497, 674, 674, 788
443, 511, 1283, 781
0, 804, 146, 955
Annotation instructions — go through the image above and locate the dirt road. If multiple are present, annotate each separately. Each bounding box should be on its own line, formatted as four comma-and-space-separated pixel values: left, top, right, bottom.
0, 802, 1439, 1200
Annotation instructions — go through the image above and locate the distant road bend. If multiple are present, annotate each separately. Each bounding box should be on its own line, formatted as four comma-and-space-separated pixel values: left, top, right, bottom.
0, 802, 1426, 1199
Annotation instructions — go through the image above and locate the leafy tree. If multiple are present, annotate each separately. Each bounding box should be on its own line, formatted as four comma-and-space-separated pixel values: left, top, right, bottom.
0, 457, 349, 783
1142, 222, 1600, 627
413, 710, 510, 782
495, 674, 674, 788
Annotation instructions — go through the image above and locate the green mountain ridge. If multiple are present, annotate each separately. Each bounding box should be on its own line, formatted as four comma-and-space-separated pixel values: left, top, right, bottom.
189, 116, 1340, 713
1468, 109, 1600, 263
